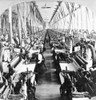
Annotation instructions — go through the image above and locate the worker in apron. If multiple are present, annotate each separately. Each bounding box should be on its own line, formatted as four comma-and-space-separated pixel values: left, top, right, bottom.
35, 51, 46, 83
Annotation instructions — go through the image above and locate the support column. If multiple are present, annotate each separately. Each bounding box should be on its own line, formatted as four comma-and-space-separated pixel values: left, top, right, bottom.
81, 6, 82, 30
24, 2, 27, 38
9, 7, 13, 43
86, 7, 88, 30
18, 16, 22, 46
0, 17, 1, 29
17, 5, 22, 46
76, 10, 78, 30
92, 12, 94, 31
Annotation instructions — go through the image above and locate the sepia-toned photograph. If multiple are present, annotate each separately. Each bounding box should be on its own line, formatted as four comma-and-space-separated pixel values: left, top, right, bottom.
0, 0, 96, 100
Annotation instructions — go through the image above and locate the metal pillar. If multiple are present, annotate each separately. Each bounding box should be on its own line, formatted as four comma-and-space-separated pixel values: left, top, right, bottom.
9, 7, 13, 43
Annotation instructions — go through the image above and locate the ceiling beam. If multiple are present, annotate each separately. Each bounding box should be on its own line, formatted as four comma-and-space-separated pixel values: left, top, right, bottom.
49, 1, 62, 23
50, 5, 81, 25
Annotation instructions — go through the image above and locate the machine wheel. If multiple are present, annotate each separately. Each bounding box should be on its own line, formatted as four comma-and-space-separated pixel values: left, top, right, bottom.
86, 44, 96, 68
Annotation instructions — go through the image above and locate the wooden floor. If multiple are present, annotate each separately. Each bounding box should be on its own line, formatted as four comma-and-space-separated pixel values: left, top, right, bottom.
36, 83, 60, 100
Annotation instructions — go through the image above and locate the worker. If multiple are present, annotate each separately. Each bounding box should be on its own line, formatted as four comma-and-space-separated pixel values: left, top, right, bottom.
60, 72, 72, 100
35, 51, 46, 83
37, 51, 47, 70
2, 48, 11, 63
